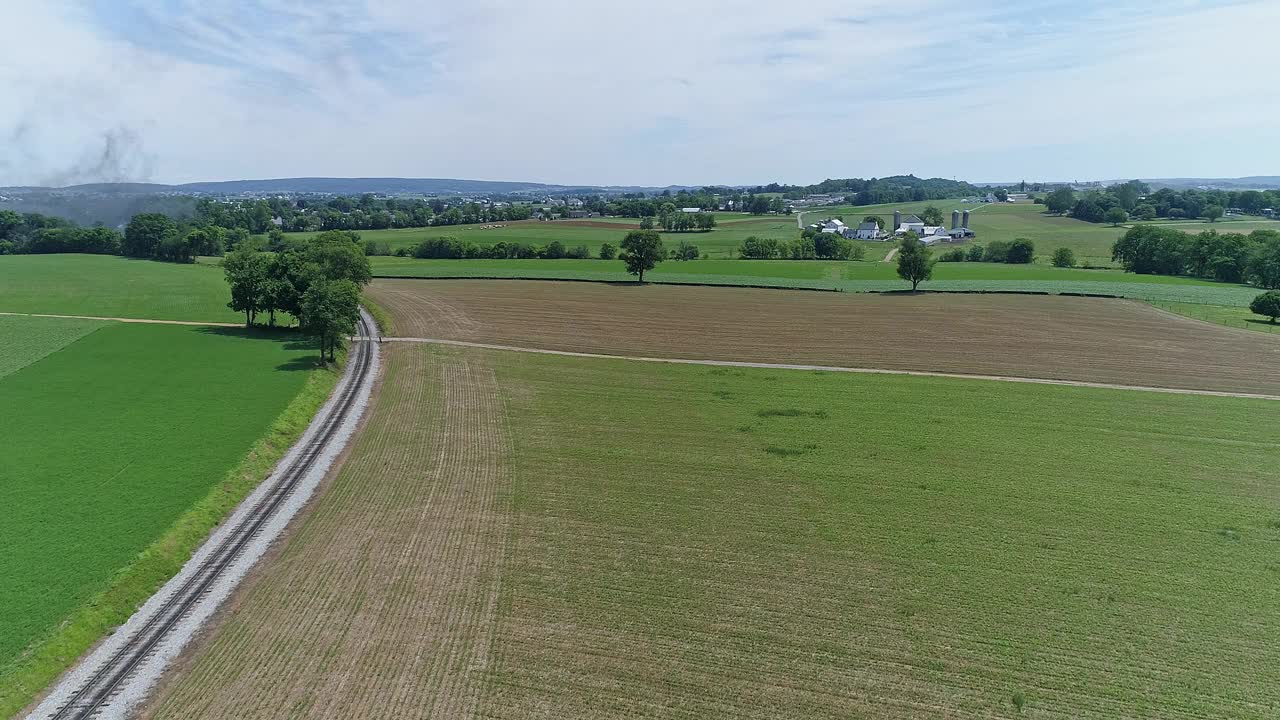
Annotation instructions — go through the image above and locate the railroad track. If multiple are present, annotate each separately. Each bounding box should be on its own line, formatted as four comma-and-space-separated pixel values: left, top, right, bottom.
33, 312, 378, 720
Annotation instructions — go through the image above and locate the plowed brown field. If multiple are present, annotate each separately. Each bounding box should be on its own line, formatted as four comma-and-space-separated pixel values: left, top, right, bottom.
141, 344, 511, 720
368, 279, 1280, 396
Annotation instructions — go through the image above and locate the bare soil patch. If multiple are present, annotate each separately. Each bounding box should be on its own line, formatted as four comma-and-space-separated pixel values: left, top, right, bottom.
369, 279, 1280, 396
140, 344, 512, 720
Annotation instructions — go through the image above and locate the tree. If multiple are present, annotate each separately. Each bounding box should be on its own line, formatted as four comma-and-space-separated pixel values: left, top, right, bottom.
1247, 231, 1280, 289
307, 232, 372, 286
993, 189, 1009, 202
1104, 207, 1129, 226
1044, 187, 1075, 215
599, 242, 617, 260
1006, 238, 1035, 264
1204, 204, 1224, 223
1051, 247, 1076, 268
620, 230, 664, 282
896, 234, 934, 291
639, 216, 654, 230
673, 240, 700, 261
1132, 203, 1158, 221
1112, 225, 1188, 275
123, 213, 177, 259
545, 240, 567, 259
921, 206, 945, 226
301, 279, 361, 361
223, 247, 269, 326
1250, 291, 1280, 323
966, 244, 985, 262
739, 235, 781, 259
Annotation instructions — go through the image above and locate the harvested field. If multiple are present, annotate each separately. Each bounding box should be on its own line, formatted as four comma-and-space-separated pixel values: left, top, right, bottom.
141, 344, 511, 720
145, 345, 1280, 719
368, 279, 1280, 396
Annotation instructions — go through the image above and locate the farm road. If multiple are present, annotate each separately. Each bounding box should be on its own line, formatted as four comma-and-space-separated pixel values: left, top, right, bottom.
365, 336, 1280, 402
0, 311, 240, 327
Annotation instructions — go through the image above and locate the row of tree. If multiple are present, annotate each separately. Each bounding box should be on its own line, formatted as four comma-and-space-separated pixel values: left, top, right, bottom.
749, 175, 983, 204
938, 239, 1035, 264
738, 234, 866, 260
222, 230, 372, 359
1042, 182, 1280, 224
1112, 226, 1280, 285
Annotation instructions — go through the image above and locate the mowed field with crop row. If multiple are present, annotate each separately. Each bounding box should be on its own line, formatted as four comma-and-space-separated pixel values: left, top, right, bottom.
142, 342, 1280, 719
367, 280, 1280, 396
0, 314, 329, 716
0, 254, 246, 323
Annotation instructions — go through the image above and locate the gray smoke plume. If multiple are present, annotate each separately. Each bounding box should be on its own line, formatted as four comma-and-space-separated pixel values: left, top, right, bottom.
37, 127, 155, 187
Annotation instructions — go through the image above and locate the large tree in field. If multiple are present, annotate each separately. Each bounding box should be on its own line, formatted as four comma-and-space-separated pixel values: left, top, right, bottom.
1105, 207, 1129, 226
896, 233, 934, 291
921, 206, 945, 226
302, 279, 361, 361
122, 213, 177, 258
620, 230, 664, 282
1044, 187, 1075, 215
223, 247, 269, 326
1204, 204, 1224, 223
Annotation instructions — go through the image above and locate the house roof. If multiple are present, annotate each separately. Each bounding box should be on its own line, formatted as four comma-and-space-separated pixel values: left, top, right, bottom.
901, 214, 922, 224
857, 222, 879, 231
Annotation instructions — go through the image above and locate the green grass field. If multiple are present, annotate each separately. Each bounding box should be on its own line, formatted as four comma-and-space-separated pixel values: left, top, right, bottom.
479, 347, 1280, 717
0, 314, 109, 379
1149, 300, 1280, 335
369, 257, 1262, 306
0, 319, 325, 714
0, 254, 242, 323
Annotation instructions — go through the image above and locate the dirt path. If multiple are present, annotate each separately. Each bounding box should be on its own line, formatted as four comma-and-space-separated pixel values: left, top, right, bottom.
367, 336, 1280, 401
882, 247, 898, 263
0, 311, 240, 327
140, 344, 512, 720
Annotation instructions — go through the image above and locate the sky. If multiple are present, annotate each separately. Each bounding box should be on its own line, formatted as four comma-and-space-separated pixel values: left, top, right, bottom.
2, 0, 1279, 187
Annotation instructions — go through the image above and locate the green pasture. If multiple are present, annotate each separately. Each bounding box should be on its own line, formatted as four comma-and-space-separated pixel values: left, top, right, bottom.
0, 320, 322, 711
483, 346, 1280, 717
0, 254, 241, 323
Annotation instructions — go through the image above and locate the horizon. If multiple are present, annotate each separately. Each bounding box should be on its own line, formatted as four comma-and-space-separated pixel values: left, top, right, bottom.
3, 1, 1280, 187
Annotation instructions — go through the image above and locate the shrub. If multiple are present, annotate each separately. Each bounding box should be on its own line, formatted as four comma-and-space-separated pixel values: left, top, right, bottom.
673, 240, 700, 261
983, 240, 1011, 263
939, 248, 966, 262
599, 242, 617, 260
544, 240, 567, 259
1250, 290, 1280, 323
362, 239, 393, 256
966, 244, 985, 262
739, 235, 782, 259
1006, 238, 1035, 264
566, 244, 591, 259
1051, 247, 1075, 268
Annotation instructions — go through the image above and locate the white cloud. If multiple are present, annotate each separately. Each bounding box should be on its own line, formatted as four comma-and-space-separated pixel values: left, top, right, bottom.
1, 0, 1278, 186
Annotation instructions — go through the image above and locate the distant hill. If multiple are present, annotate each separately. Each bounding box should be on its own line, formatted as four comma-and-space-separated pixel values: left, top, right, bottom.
1, 177, 702, 198
1142, 176, 1280, 190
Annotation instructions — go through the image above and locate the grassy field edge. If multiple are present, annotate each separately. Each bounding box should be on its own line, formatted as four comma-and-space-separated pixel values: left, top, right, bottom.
1, 358, 341, 718
361, 296, 394, 336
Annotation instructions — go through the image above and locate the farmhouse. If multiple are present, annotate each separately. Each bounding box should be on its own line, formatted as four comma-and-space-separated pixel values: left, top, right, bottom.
680, 207, 702, 213
853, 221, 883, 240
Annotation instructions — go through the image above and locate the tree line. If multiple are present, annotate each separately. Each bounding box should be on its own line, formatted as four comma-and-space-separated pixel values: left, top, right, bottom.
1112, 226, 1280, 285
222, 230, 371, 360
750, 175, 983, 204
938, 239, 1035, 264
1041, 182, 1280, 224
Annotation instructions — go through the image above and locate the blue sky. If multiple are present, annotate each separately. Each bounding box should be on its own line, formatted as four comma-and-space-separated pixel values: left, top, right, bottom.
2, 0, 1278, 186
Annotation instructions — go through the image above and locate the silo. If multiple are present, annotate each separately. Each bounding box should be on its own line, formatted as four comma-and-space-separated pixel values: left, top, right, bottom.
893, 210, 902, 231
951, 210, 960, 230
962, 210, 971, 229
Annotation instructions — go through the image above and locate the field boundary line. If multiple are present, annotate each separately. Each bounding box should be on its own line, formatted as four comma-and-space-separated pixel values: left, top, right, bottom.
366, 336, 1280, 402
0, 311, 241, 327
